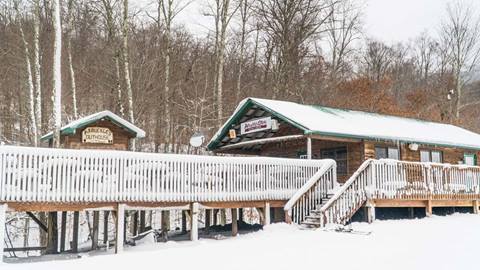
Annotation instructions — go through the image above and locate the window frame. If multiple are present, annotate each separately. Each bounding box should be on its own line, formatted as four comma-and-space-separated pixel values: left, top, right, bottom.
375, 145, 400, 160
320, 147, 348, 175
419, 149, 443, 163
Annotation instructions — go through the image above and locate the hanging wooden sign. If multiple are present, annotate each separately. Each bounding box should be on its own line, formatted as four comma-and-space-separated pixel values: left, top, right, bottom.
82, 127, 113, 144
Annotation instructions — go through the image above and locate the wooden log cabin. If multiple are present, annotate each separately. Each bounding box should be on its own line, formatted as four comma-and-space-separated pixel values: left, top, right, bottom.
208, 98, 480, 222
208, 98, 480, 183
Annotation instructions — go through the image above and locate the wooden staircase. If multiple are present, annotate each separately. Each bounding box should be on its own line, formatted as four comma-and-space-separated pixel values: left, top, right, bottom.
301, 194, 334, 228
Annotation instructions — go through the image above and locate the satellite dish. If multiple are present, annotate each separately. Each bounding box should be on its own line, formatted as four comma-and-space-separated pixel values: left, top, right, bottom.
189, 132, 205, 148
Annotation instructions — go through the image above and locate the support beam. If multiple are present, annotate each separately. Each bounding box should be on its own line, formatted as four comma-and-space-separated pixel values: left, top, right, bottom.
46, 212, 58, 254
60, 211, 67, 252
103, 211, 110, 244
238, 208, 244, 223
92, 211, 100, 250
231, 209, 238, 236
26, 212, 47, 232
0, 204, 7, 263
72, 211, 79, 253
264, 202, 271, 225
426, 200, 433, 217
115, 204, 125, 254
190, 203, 199, 241
139, 211, 146, 233
306, 137, 312, 159
161, 210, 170, 235
205, 209, 211, 231
181, 210, 187, 233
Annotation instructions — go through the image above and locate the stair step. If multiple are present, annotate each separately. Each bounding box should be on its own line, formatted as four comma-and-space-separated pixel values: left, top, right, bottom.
301, 221, 322, 226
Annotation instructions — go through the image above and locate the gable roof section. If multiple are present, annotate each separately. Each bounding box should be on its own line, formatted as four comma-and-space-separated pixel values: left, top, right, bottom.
41, 110, 146, 141
208, 97, 480, 150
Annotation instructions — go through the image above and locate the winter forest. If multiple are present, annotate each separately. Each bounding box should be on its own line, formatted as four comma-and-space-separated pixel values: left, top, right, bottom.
1, 0, 480, 151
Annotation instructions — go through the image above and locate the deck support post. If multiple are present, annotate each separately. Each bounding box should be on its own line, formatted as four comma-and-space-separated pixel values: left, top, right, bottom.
306, 137, 312, 159
46, 212, 58, 254
161, 210, 170, 235
115, 204, 125, 254
190, 203, 199, 241
72, 211, 79, 253
181, 210, 187, 233
264, 202, 271, 225
426, 200, 433, 217
60, 211, 67, 252
139, 211, 146, 233
103, 211, 110, 244
238, 208, 244, 223
205, 209, 211, 231
473, 200, 479, 214
366, 200, 375, 223
231, 209, 238, 236
0, 204, 7, 263
92, 211, 100, 250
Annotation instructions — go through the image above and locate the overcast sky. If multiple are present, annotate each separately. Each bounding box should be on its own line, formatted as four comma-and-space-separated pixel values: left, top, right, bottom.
364, 0, 480, 43
136, 0, 480, 44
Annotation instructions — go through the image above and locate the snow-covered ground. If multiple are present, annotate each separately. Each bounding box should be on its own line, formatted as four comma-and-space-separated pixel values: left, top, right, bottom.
3, 214, 480, 270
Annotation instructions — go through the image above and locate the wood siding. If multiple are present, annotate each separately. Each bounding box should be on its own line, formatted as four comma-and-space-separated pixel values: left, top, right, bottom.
62, 120, 133, 150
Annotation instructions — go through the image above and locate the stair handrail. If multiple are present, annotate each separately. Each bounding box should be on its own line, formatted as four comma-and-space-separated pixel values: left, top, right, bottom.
318, 159, 374, 226
284, 159, 337, 224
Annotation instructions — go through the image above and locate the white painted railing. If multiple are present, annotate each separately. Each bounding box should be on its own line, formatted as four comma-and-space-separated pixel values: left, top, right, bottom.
283, 160, 336, 224
320, 159, 480, 226
0, 146, 334, 203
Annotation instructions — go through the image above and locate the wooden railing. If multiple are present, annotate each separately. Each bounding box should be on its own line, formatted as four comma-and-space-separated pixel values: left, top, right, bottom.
283, 159, 336, 224
319, 159, 480, 226
318, 159, 373, 225
0, 145, 334, 204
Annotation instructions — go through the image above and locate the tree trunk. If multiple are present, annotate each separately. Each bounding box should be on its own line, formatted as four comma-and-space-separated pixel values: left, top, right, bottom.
122, 0, 135, 150
52, 0, 62, 148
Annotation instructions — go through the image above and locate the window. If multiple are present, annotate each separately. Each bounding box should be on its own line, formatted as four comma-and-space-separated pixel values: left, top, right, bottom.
375, 146, 399, 160
420, 150, 443, 163
321, 147, 347, 175
464, 153, 476, 166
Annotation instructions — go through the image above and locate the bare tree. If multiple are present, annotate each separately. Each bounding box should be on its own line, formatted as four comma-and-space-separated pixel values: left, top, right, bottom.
122, 0, 135, 150
413, 32, 438, 82
326, 0, 362, 81
52, 0, 62, 147
235, 0, 250, 103
14, 1, 38, 146
66, 0, 78, 118
440, 1, 480, 119
33, 0, 42, 134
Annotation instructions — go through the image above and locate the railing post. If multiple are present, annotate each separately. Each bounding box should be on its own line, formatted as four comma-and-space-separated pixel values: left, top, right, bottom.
0, 203, 6, 263
369, 161, 376, 199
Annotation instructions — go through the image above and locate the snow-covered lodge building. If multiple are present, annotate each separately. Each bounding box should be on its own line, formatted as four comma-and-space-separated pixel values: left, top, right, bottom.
208, 98, 480, 182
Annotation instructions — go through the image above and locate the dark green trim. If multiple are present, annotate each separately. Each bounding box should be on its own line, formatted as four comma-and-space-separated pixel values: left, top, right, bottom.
207, 98, 309, 150
305, 130, 480, 151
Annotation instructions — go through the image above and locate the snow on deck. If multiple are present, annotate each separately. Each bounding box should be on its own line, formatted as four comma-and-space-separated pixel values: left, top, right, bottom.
3, 214, 479, 270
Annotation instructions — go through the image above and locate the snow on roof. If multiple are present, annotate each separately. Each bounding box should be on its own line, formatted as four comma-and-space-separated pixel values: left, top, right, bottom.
209, 97, 480, 150
41, 110, 146, 140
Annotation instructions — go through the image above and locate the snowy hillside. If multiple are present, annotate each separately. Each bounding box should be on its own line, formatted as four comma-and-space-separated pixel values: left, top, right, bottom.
3, 214, 479, 270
